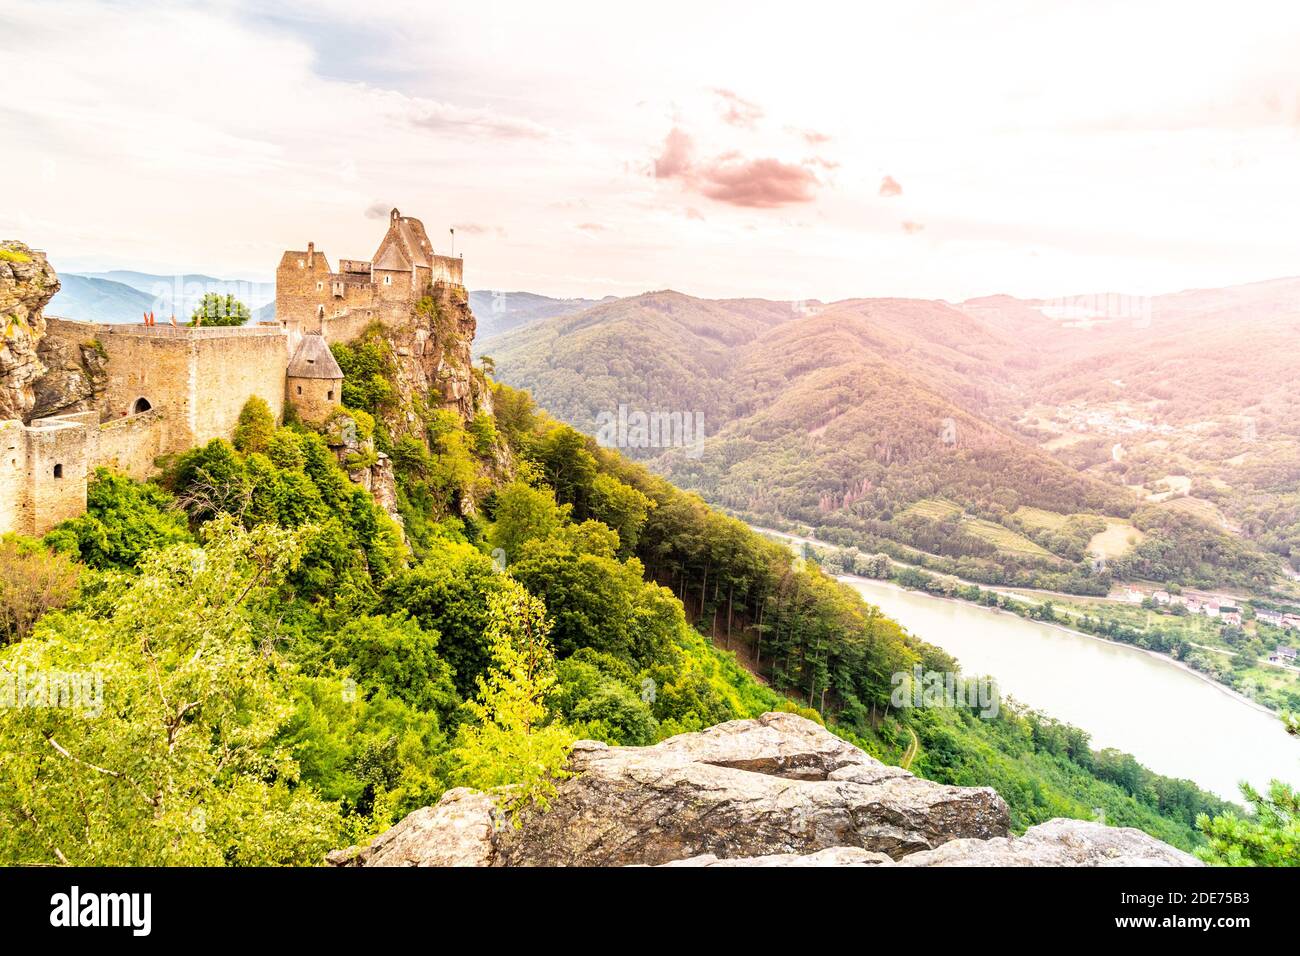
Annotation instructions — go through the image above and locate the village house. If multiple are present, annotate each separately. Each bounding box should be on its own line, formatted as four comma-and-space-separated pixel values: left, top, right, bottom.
1255, 609, 1284, 627
1218, 606, 1242, 626
1269, 646, 1297, 665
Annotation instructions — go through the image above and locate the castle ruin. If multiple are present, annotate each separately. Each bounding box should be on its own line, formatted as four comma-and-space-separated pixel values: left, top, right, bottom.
0, 210, 469, 536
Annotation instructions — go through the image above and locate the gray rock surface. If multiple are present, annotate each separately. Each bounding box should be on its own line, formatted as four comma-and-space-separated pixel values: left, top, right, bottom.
0, 241, 59, 421
898, 817, 1203, 867
329, 713, 1202, 868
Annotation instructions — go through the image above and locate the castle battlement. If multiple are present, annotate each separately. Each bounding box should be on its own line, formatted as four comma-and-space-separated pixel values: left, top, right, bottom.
46, 317, 289, 339
275, 207, 464, 337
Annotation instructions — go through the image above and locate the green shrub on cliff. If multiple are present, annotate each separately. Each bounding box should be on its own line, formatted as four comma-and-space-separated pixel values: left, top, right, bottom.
45, 469, 191, 570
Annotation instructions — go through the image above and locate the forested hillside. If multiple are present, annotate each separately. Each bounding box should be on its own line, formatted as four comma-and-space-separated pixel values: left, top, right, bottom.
0, 335, 1236, 861
487, 286, 1295, 593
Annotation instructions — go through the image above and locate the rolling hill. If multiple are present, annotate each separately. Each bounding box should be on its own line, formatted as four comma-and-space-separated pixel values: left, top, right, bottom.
470, 289, 610, 342
486, 284, 1295, 593
44, 274, 158, 323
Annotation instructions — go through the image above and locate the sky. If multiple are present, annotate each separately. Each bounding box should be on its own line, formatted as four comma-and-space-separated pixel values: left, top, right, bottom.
3, 0, 1300, 302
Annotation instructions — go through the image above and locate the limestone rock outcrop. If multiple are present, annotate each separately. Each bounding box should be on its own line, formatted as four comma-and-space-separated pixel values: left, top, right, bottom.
329, 713, 1203, 868
32, 331, 108, 420
0, 241, 59, 421
386, 282, 484, 432
326, 410, 403, 528
897, 817, 1202, 867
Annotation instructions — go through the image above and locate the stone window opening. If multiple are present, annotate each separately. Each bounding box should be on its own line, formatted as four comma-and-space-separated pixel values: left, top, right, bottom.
132, 396, 152, 414
383, 275, 392, 286
53, 464, 63, 479
298, 259, 305, 268
327, 390, 334, 401
296, 385, 303, 395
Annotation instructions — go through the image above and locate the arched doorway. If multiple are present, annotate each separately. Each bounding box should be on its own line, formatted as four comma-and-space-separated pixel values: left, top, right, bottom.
132, 397, 152, 414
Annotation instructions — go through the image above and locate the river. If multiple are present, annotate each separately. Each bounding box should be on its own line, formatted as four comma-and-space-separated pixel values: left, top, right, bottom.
843, 575, 1299, 801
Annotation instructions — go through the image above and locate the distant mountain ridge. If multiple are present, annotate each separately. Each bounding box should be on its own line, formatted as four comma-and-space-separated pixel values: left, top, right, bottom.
49, 278, 605, 331
49, 270, 275, 324
485, 281, 1299, 593
470, 289, 612, 344
46, 274, 158, 323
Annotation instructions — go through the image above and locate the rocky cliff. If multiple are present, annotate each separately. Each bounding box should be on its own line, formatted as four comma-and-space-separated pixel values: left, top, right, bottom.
329, 713, 1201, 867
0, 241, 59, 422
385, 281, 488, 432
32, 326, 109, 420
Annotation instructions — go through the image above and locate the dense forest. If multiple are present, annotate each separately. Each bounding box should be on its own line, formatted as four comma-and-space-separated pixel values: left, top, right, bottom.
0, 343, 1279, 863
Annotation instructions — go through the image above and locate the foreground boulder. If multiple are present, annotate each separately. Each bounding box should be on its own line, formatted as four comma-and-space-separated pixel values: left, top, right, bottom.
328, 713, 1200, 867
898, 818, 1202, 867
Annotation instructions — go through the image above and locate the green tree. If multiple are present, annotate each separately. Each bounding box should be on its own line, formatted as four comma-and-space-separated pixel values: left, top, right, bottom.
304, 612, 460, 719
0, 517, 351, 865
189, 293, 251, 327
486, 481, 569, 563
45, 469, 192, 570
588, 472, 654, 557
450, 583, 575, 822
233, 396, 276, 455
381, 540, 511, 697
1196, 780, 1300, 866
0, 537, 80, 643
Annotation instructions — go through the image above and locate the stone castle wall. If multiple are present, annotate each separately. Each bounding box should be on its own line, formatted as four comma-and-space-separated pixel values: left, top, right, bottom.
320, 309, 380, 346
0, 411, 95, 536
188, 329, 289, 446
44, 318, 290, 455
287, 376, 339, 425
94, 407, 168, 480
430, 255, 463, 286
0, 420, 28, 535
2, 319, 294, 536
274, 247, 337, 333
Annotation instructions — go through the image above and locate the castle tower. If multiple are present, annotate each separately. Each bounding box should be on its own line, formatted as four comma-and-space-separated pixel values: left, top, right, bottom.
286, 332, 344, 424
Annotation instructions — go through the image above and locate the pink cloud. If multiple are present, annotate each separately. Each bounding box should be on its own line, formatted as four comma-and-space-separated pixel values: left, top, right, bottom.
713, 88, 764, 128
800, 128, 831, 145
879, 175, 903, 197
654, 127, 695, 179
696, 157, 819, 207
575, 222, 606, 234
901, 220, 925, 234
652, 127, 822, 208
